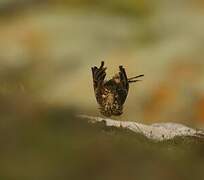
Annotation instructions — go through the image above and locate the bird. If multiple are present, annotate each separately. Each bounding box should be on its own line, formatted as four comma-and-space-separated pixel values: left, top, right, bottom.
91, 61, 144, 117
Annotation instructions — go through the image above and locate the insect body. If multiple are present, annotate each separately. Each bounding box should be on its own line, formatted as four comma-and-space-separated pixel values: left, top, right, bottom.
91, 61, 144, 117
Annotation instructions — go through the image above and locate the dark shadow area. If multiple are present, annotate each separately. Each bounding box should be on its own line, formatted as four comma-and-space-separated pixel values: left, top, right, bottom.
0, 93, 204, 179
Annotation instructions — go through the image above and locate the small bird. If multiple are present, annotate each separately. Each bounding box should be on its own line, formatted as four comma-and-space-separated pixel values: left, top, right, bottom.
91, 61, 144, 117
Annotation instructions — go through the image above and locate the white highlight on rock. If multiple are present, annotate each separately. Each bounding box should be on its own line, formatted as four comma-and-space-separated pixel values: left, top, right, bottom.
78, 115, 204, 142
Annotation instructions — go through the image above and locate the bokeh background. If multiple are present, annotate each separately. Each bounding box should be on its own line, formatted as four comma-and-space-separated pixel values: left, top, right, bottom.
1, 0, 204, 179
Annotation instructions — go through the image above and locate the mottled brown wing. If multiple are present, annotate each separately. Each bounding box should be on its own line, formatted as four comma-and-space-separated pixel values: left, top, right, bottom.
91, 61, 107, 105
118, 66, 129, 105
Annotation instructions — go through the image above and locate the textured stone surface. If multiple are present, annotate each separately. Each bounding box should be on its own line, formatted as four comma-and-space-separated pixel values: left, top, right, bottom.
78, 115, 204, 141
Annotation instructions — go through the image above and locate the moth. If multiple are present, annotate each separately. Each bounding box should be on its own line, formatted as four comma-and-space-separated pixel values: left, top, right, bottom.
91, 61, 144, 117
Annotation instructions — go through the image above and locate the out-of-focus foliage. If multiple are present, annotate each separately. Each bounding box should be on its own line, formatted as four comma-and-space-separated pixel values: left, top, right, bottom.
1, 0, 204, 179
52, 0, 151, 16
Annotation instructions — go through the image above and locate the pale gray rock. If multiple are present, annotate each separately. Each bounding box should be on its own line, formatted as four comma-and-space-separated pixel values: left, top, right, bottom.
78, 115, 204, 142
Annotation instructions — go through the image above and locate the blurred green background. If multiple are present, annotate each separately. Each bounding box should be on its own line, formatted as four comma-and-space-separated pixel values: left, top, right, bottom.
1, 0, 204, 179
